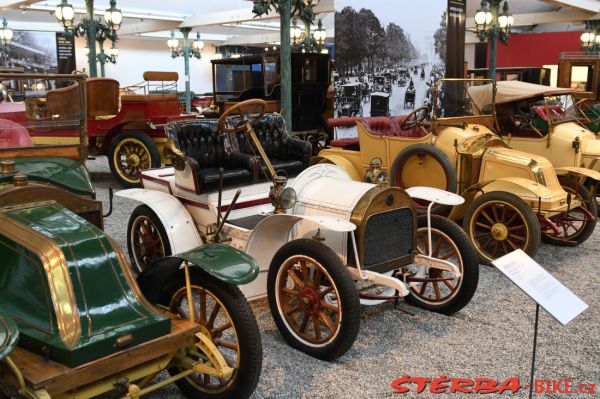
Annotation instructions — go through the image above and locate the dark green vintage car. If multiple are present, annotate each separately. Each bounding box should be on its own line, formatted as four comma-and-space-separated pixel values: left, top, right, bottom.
0, 73, 262, 399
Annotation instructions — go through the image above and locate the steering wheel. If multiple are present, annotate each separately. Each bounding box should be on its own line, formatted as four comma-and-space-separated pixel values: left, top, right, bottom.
217, 99, 267, 134
401, 105, 430, 130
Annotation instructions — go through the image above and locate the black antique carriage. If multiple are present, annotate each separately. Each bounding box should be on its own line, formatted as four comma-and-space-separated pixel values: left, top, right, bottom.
405, 87, 416, 109
338, 82, 363, 117
373, 75, 391, 94
211, 52, 331, 132
370, 91, 390, 117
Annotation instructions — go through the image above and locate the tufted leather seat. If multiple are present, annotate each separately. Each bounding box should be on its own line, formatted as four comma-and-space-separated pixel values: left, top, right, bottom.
392, 116, 427, 138
358, 117, 400, 136
166, 120, 258, 191
236, 113, 312, 177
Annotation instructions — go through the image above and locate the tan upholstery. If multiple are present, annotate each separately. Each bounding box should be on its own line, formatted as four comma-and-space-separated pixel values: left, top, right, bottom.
87, 78, 119, 118
143, 71, 179, 82
46, 82, 81, 120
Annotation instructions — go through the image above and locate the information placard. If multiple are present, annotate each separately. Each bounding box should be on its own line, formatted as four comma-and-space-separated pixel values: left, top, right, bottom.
492, 250, 588, 325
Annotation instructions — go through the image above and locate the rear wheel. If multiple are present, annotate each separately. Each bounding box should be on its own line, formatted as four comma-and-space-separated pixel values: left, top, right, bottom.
161, 271, 262, 399
268, 239, 360, 361
390, 144, 457, 216
127, 205, 171, 273
404, 215, 479, 314
108, 131, 161, 187
463, 191, 541, 264
542, 175, 597, 246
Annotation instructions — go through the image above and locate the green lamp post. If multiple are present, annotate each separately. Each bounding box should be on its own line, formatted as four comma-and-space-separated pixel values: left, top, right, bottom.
474, 0, 513, 80
252, 0, 319, 131
167, 29, 204, 114
55, 0, 122, 78
0, 18, 13, 66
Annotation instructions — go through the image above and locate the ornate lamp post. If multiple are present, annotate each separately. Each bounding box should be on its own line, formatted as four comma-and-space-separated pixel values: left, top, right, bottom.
312, 19, 326, 52
580, 21, 600, 53
252, 0, 318, 131
54, 0, 122, 78
167, 29, 203, 113
474, 0, 513, 80
0, 18, 13, 66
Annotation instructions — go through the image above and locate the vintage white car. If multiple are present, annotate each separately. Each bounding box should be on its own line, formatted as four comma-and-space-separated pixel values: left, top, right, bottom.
118, 100, 479, 360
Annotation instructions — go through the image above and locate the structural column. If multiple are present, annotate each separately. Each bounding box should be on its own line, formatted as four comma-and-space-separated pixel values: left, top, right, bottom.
280, 0, 292, 131
85, 0, 97, 77
181, 27, 192, 114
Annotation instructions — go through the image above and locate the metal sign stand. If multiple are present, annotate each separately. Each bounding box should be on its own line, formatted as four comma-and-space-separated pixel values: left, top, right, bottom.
529, 304, 540, 399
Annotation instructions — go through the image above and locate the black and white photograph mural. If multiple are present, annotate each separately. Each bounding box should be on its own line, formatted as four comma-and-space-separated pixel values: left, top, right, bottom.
334, 0, 447, 117
3, 31, 58, 73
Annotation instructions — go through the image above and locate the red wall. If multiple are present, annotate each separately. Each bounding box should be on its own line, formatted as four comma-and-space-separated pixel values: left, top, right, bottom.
488, 31, 582, 68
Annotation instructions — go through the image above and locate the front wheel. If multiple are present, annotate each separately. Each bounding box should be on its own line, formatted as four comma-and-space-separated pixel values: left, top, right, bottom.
108, 131, 161, 188
542, 175, 597, 246
268, 239, 360, 361
127, 204, 171, 273
161, 271, 262, 399
463, 191, 541, 264
404, 215, 479, 314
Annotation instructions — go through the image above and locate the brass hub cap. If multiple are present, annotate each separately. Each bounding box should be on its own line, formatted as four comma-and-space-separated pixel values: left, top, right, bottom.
127, 153, 140, 167
491, 223, 509, 241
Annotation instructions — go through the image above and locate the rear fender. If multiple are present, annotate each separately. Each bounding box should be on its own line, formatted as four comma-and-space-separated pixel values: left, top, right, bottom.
245, 214, 356, 271
555, 166, 600, 186
136, 244, 260, 304
310, 153, 363, 181
99, 121, 132, 153
116, 188, 202, 254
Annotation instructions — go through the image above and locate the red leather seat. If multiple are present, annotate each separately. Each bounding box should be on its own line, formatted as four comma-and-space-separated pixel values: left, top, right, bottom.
357, 117, 400, 136
330, 137, 359, 148
531, 105, 563, 121
393, 116, 426, 138
0, 118, 32, 148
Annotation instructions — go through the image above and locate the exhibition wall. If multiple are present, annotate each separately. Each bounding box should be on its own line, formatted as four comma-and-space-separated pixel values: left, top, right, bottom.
73, 36, 217, 93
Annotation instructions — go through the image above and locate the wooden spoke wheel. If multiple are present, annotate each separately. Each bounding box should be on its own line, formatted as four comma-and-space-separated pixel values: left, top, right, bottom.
127, 205, 171, 273
161, 272, 262, 399
108, 131, 160, 188
268, 239, 360, 360
463, 191, 541, 264
542, 176, 598, 246
404, 215, 479, 314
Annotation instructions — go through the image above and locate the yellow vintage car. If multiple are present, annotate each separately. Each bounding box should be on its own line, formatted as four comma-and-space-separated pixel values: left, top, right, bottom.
314, 79, 598, 263
472, 81, 600, 204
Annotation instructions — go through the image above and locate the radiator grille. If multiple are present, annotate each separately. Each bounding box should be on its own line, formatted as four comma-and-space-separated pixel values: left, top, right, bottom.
363, 208, 413, 269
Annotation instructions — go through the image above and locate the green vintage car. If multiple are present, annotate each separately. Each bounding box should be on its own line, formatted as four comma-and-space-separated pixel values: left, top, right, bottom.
0, 73, 262, 399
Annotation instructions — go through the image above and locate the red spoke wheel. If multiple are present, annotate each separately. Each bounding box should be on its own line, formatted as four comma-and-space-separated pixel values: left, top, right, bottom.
161, 271, 262, 399
268, 239, 360, 361
463, 191, 541, 264
405, 215, 479, 314
127, 205, 171, 273
542, 175, 597, 246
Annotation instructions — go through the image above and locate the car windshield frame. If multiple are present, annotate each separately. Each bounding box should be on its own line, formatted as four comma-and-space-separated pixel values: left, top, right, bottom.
541, 93, 579, 125
432, 78, 496, 120
0, 72, 87, 161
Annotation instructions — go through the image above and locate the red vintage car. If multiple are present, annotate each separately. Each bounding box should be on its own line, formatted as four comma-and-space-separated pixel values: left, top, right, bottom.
0, 71, 193, 187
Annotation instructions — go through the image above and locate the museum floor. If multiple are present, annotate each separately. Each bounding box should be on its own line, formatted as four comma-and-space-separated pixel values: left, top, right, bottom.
89, 157, 599, 399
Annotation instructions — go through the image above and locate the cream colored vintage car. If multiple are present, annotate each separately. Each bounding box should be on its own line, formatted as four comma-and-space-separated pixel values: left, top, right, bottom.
315, 79, 598, 263
471, 80, 600, 204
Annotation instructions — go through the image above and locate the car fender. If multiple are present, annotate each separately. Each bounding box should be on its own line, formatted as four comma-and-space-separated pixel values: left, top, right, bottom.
116, 188, 202, 254
136, 244, 260, 304
0, 310, 19, 362
448, 177, 552, 220
555, 166, 600, 184
245, 213, 356, 271
310, 153, 363, 181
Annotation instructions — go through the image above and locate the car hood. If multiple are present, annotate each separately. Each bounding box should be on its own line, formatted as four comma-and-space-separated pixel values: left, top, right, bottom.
581, 136, 600, 158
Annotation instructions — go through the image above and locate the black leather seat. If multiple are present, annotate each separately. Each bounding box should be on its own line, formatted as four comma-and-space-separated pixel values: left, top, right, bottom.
237, 113, 312, 178
167, 120, 257, 191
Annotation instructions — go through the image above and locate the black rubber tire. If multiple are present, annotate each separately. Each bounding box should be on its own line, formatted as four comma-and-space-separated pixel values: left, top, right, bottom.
390, 143, 458, 216
405, 215, 479, 315
127, 204, 171, 273
160, 270, 262, 399
267, 239, 360, 361
542, 175, 598, 246
463, 191, 541, 264
108, 131, 161, 188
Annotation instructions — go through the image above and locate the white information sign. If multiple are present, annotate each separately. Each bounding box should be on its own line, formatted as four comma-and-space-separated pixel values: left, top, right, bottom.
492, 250, 588, 325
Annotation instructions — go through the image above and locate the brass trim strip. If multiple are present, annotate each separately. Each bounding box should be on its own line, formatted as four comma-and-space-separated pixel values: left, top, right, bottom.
0, 212, 81, 349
